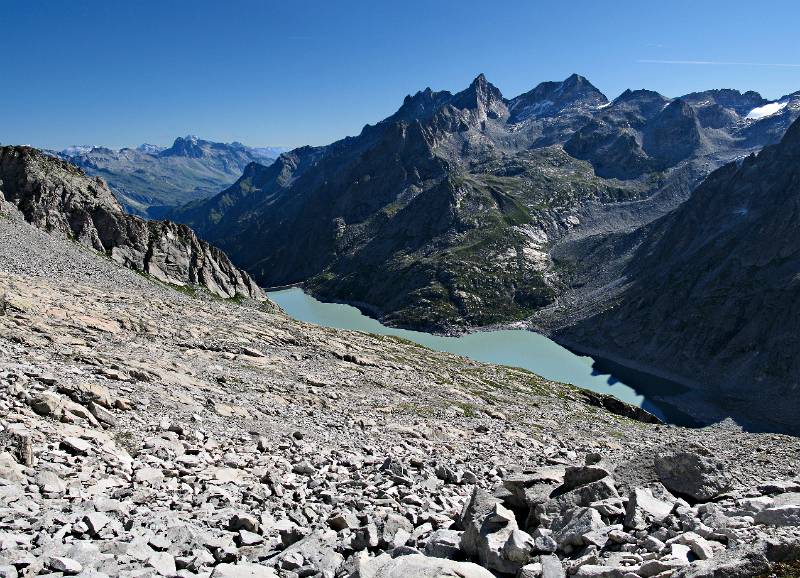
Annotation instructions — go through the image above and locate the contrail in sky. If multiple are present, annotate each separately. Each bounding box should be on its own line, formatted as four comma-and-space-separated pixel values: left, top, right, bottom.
638, 59, 800, 68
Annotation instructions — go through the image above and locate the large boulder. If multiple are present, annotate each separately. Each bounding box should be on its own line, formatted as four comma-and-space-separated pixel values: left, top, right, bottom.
459, 487, 532, 574
755, 505, 800, 527
654, 448, 731, 501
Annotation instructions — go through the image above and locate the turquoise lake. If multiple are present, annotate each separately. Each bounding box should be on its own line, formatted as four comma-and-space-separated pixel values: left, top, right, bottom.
268, 287, 694, 425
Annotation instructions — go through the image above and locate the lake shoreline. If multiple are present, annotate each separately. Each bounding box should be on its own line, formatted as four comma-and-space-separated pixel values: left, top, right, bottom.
266, 287, 701, 426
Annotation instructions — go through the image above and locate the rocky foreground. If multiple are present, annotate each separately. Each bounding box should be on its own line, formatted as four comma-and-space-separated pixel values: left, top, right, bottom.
1, 200, 800, 577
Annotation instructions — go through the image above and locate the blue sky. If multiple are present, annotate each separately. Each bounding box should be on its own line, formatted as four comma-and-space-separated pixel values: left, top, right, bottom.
2, 0, 799, 150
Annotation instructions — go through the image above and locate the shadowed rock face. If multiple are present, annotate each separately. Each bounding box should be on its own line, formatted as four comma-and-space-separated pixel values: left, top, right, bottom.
0, 146, 264, 300
556, 118, 800, 434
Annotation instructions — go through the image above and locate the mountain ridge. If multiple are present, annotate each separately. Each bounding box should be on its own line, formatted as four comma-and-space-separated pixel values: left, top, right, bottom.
55, 136, 285, 217
548, 116, 800, 434
169, 73, 800, 330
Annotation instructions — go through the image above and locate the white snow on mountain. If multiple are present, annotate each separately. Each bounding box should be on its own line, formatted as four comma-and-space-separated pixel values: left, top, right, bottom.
746, 101, 788, 120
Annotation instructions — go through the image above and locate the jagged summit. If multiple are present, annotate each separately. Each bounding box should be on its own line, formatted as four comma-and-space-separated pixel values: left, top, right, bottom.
450, 73, 505, 114
508, 73, 608, 123
160, 135, 205, 158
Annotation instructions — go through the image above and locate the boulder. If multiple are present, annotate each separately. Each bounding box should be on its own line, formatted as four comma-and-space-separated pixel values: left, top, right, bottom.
211, 563, 278, 578
424, 529, 462, 559
562, 463, 612, 492
654, 449, 731, 501
540, 554, 566, 578
550, 507, 604, 549
459, 487, 525, 574
624, 487, 674, 530
755, 505, 800, 526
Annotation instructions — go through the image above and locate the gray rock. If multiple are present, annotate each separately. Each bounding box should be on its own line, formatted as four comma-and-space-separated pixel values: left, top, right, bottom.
46, 556, 83, 575
458, 488, 522, 574
754, 505, 800, 526
540, 554, 566, 578
562, 464, 612, 492
211, 563, 278, 578
550, 507, 604, 548
424, 529, 462, 559
654, 449, 731, 501
624, 487, 674, 530
358, 553, 494, 578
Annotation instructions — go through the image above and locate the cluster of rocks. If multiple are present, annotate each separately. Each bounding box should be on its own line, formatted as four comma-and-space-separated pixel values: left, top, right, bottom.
1, 199, 799, 577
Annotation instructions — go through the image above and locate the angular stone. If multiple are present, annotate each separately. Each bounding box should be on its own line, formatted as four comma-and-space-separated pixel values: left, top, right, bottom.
624, 487, 674, 530
755, 505, 800, 526
46, 557, 83, 575
540, 553, 566, 578
358, 553, 494, 578
550, 507, 604, 548
30, 392, 65, 418
211, 563, 278, 577
134, 467, 164, 483
562, 464, 612, 492
84, 512, 111, 535
230, 512, 260, 533
654, 449, 731, 501
328, 511, 359, 531
424, 529, 462, 559
502, 529, 536, 566
148, 552, 176, 576
382, 513, 413, 549
60, 436, 92, 455
88, 401, 117, 426
677, 531, 714, 560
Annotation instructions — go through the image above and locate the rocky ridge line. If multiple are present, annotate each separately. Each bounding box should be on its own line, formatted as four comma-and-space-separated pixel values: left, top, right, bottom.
0, 146, 264, 301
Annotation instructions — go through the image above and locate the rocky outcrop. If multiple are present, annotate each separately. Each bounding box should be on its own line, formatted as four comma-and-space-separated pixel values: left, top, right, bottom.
0, 146, 264, 300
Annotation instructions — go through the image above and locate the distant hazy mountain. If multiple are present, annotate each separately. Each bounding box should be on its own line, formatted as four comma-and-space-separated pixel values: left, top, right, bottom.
169, 74, 799, 331
56, 136, 284, 217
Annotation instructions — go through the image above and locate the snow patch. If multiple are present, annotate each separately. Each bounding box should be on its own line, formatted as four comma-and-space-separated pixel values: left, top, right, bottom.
746, 101, 788, 120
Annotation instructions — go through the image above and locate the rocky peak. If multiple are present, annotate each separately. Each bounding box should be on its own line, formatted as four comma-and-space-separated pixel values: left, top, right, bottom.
611, 89, 671, 119
389, 87, 454, 124
160, 135, 205, 158
509, 73, 608, 122
681, 88, 768, 117
450, 73, 507, 119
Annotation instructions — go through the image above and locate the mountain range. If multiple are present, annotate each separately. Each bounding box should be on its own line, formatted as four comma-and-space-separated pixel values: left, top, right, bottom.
167, 73, 800, 331
55, 136, 283, 217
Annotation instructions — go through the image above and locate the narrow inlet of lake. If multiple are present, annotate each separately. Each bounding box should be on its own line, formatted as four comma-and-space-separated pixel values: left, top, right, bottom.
268, 288, 696, 426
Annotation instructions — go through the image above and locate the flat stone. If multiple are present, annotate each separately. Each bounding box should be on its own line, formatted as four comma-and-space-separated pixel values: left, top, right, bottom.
46, 557, 83, 575
211, 563, 278, 577
755, 505, 800, 526
60, 436, 92, 455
